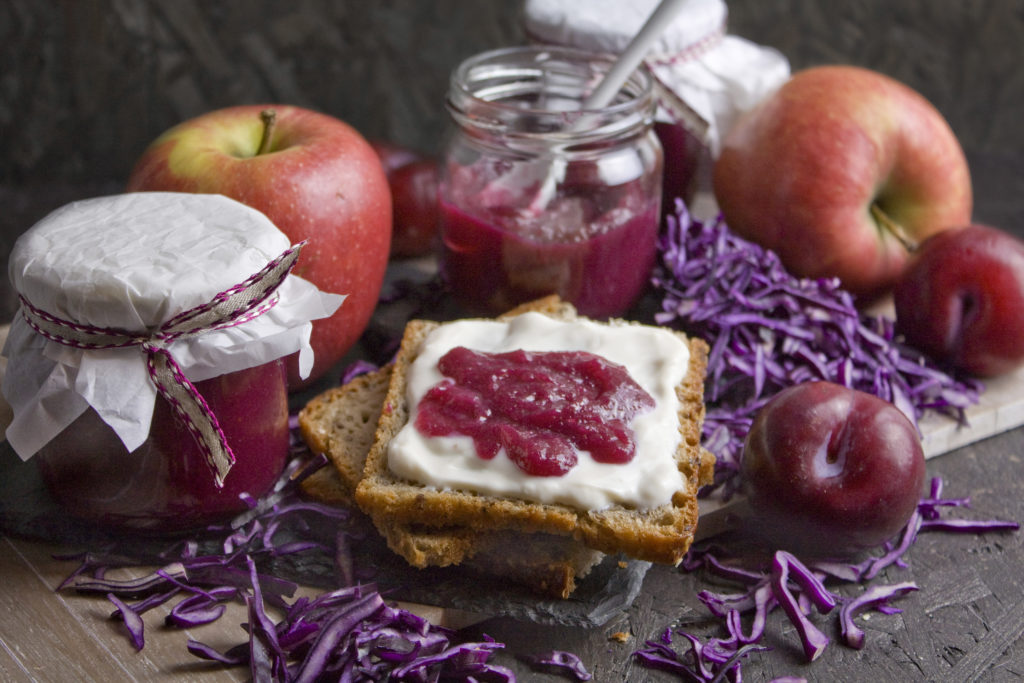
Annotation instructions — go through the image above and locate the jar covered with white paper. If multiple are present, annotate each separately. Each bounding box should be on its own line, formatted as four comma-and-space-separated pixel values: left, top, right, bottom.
522, 0, 790, 208
2, 192, 345, 532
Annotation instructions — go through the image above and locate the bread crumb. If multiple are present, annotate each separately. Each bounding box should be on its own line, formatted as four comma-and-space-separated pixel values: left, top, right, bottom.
609, 631, 631, 643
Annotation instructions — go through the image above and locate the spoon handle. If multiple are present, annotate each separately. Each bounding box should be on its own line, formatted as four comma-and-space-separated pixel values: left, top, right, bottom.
582, 0, 693, 109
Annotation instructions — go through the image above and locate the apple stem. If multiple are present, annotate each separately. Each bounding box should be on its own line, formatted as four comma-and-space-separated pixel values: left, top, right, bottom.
257, 109, 277, 156
870, 203, 918, 252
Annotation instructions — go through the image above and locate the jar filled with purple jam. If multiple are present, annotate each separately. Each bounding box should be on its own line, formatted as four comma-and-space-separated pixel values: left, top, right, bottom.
439, 46, 663, 318
3, 192, 343, 533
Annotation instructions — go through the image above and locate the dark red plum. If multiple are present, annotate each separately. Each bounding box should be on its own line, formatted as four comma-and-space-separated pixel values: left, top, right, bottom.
740, 381, 926, 558
370, 139, 421, 175
371, 141, 441, 258
894, 223, 1024, 377
388, 159, 440, 258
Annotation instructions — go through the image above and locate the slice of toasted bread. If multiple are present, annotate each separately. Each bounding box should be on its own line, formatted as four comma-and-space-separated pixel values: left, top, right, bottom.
298, 364, 604, 598
299, 366, 394, 507
354, 298, 710, 566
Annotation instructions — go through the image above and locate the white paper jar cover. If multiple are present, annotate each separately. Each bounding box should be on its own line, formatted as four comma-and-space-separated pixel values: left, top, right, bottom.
522, 0, 791, 156
2, 191, 345, 460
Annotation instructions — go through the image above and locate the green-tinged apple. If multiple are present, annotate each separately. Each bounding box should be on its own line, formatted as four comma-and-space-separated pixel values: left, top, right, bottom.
126, 105, 391, 389
713, 65, 972, 300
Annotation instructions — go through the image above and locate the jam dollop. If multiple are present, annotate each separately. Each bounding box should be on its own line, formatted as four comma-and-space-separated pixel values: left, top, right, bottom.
414, 346, 656, 476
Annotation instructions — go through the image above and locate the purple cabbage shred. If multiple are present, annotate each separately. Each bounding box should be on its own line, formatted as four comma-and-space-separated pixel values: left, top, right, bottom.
769, 551, 833, 662
522, 650, 593, 680
651, 199, 983, 499
340, 359, 380, 385
56, 453, 512, 681
107, 592, 145, 651
634, 477, 1018, 680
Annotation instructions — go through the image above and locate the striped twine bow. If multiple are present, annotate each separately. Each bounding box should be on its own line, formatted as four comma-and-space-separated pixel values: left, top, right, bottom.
18, 241, 306, 488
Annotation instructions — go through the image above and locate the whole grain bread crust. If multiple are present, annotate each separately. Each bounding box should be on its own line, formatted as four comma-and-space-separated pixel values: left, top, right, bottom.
299, 366, 394, 506
353, 297, 710, 566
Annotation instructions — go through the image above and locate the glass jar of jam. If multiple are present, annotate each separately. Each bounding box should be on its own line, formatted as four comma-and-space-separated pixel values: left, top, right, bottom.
439, 45, 664, 319
3, 192, 343, 533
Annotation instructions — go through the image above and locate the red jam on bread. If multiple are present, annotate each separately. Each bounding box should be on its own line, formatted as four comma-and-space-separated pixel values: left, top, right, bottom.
414, 346, 656, 476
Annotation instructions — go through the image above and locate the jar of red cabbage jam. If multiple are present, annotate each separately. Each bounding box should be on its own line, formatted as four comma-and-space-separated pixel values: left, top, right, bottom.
522, 0, 791, 208
439, 45, 663, 319
2, 192, 343, 533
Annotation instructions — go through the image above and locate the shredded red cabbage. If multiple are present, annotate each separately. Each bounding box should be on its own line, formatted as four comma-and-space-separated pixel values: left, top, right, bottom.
522, 650, 593, 680
107, 592, 145, 651
838, 582, 918, 650
340, 359, 381, 385
632, 629, 768, 682
634, 477, 1018, 679
769, 551, 833, 662
56, 453, 513, 681
651, 199, 983, 498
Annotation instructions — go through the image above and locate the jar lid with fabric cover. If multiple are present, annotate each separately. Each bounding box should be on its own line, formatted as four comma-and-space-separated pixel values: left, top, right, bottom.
2, 191, 344, 530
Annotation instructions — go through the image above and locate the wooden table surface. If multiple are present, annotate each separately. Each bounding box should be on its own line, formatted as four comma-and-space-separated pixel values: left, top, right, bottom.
3, 156, 1024, 682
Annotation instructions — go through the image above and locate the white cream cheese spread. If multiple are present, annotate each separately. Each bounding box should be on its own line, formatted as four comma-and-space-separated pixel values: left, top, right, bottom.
386, 312, 692, 511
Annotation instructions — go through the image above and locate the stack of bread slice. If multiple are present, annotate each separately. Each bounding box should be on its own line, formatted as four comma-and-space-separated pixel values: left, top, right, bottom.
298, 297, 713, 599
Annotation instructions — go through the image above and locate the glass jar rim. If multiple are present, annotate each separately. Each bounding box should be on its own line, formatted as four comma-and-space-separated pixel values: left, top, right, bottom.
446, 45, 656, 144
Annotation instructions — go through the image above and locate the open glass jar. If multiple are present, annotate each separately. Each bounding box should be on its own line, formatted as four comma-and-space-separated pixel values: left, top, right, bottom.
3, 192, 342, 533
438, 46, 663, 318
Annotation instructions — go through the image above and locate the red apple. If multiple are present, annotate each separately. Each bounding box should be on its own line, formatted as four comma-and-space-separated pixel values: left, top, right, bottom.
741, 381, 926, 557
894, 224, 1024, 377
370, 141, 441, 258
126, 105, 391, 389
713, 65, 972, 300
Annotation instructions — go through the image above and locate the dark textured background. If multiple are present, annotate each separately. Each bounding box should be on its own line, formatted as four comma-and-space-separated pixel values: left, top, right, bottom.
1, 1, 1023, 312
2, 0, 1022, 184
2, 0, 1022, 355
